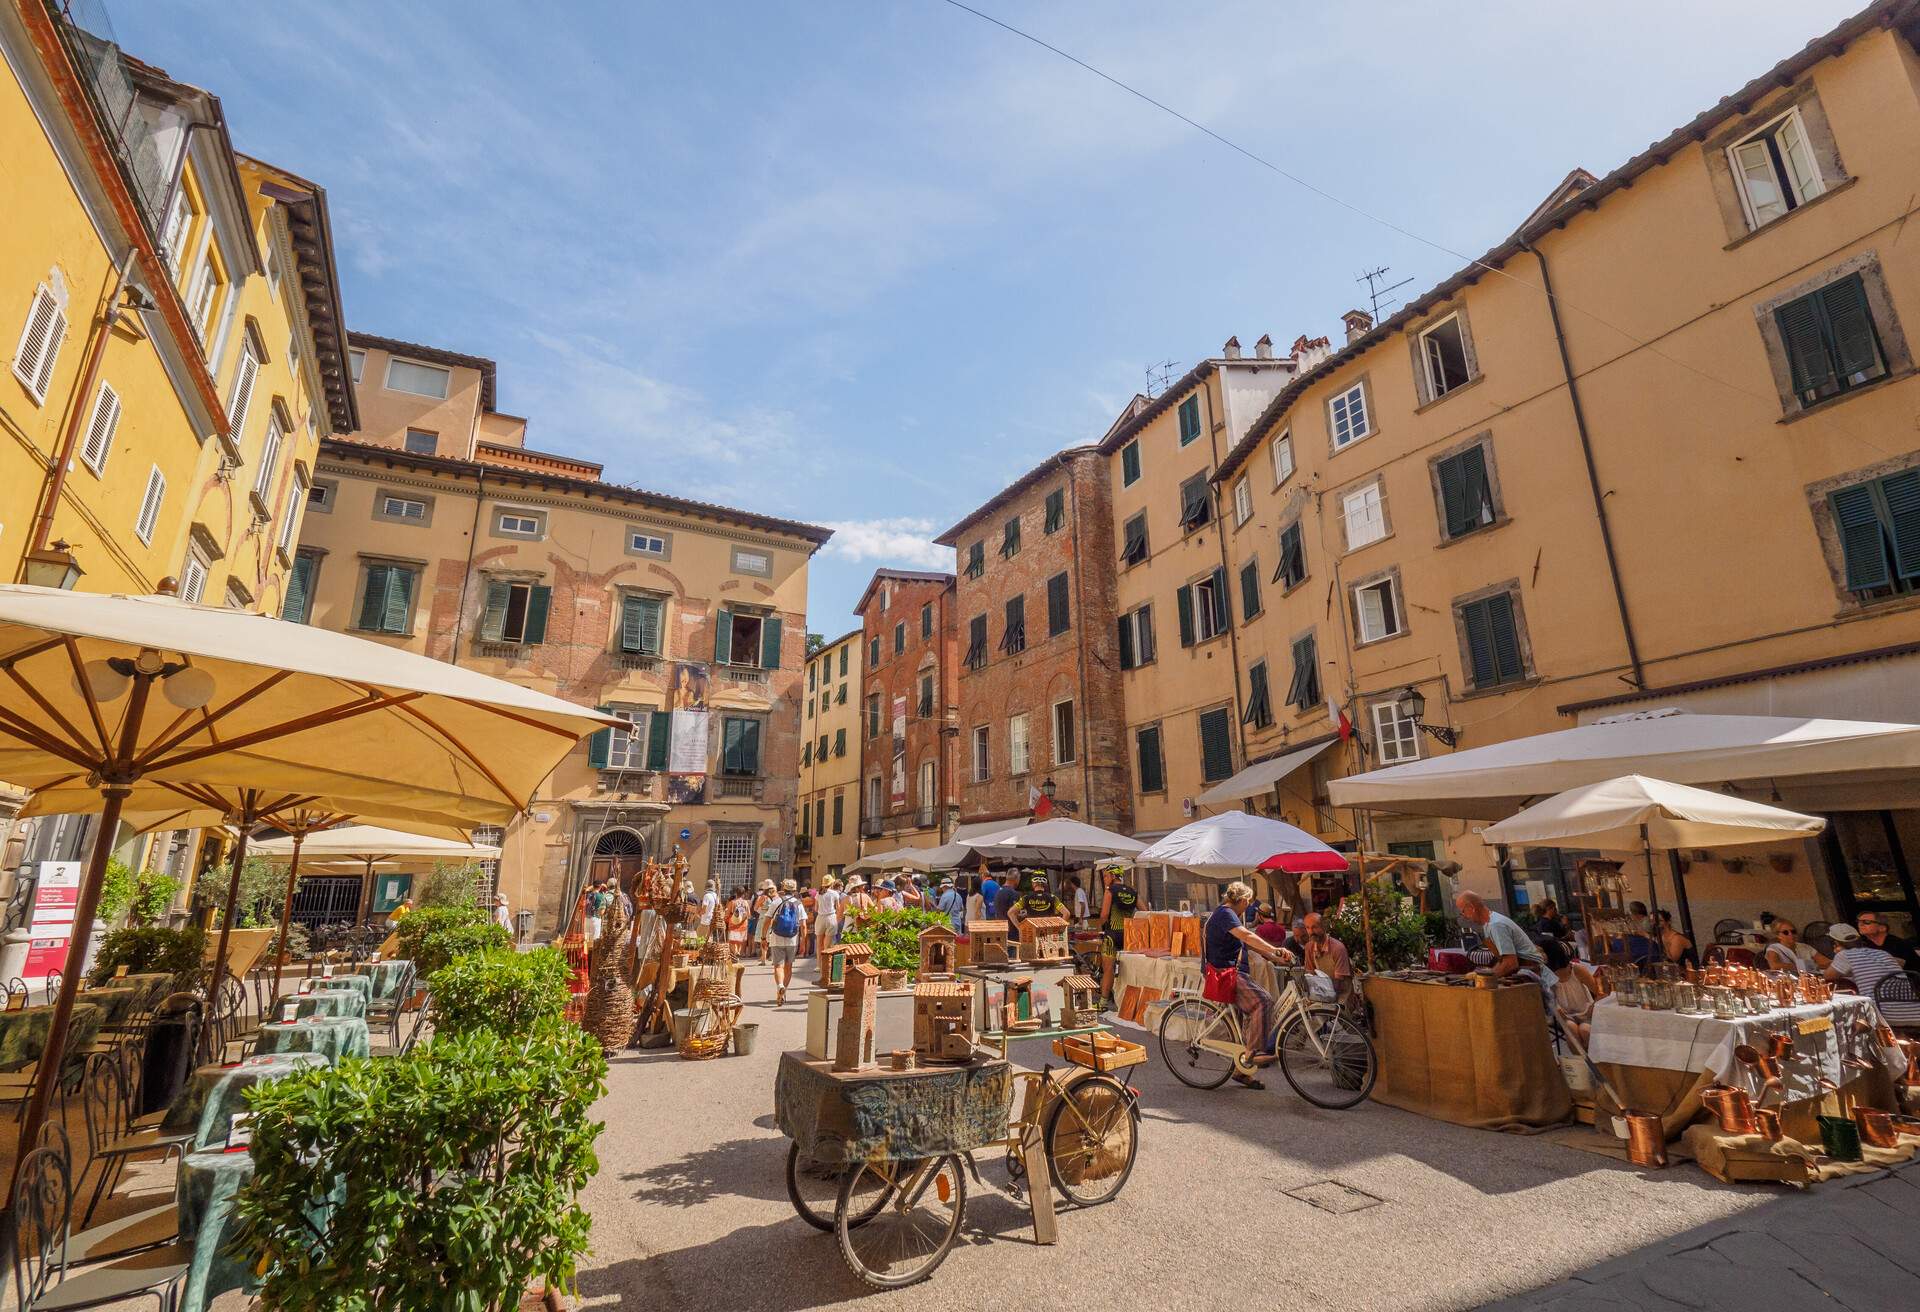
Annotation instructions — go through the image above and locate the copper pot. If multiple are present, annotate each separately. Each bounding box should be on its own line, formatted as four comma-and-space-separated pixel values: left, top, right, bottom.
1875, 1021, 1899, 1050
1890, 1114, 1920, 1138
1853, 1106, 1899, 1149
1901, 1039, 1920, 1085
1702, 1085, 1757, 1135
1753, 1107, 1785, 1142
1733, 1043, 1783, 1099
1625, 1111, 1668, 1168
1768, 1032, 1795, 1061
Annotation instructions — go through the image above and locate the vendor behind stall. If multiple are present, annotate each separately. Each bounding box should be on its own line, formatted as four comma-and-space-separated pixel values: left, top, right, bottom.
1009, 874, 1066, 939
1455, 893, 1557, 991
1098, 863, 1140, 1008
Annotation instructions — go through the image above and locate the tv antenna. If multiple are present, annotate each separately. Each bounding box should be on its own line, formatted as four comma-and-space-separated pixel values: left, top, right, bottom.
1144, 360, 1179, 398
1356, 266, 1413, 322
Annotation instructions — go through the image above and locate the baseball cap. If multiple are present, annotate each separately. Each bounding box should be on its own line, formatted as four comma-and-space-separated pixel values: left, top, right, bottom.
1828, 923, 1862, 943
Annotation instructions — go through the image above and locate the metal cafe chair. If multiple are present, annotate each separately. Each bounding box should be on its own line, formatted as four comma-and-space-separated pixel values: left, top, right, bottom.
75, 1051, 191, 1229
1872, 970, 1920, 1036
9, 1145, 188, 1311
42, 970, 62, 1007
33, 1113, 180, 1268
1711, 918, 1747, 946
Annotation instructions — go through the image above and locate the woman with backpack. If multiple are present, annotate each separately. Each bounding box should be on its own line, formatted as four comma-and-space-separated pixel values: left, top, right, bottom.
767, 878, 808, 1006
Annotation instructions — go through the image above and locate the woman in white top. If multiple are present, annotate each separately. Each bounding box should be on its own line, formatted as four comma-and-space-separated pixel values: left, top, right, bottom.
1761, 920, 1819, 974
814, 876, 841, 960
965, 878, 987, 926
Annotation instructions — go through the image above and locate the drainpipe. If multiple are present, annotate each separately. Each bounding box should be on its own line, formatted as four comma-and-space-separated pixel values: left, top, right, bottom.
1058, 452, 1097, 825
1200, 375, 1249, 761
446, 466, 486, 666
1523, 243, 1646, 690
937, 583, 952, 842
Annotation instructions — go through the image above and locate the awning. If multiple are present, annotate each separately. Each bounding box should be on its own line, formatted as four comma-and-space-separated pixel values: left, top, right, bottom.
1195, 739, 1336, 806
1480, 775, 1826, 852
952, 818, 1028, 843
1329, 709, 1920, 820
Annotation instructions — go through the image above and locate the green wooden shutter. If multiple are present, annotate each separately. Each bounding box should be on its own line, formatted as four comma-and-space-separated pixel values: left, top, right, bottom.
587, 704, 613, 768
1775, 294, 1835, 400
742, 719, 762, 774
1209, 566, 1229, 632
523, 585, 551, 644
801, 741, 811, 767
1438, 450, 1471, 537
1239, 560, 1260, 620
834, 728, 845, 757
382, 567, 413, 634
1821, 275, 1882, 381
1117, 616, 1136, 670
1047, 572, 1070, 635
1199, 709, 1233, 781
721, 718, 743, 773
282, 554, 312, 623
647, 710, 671, 770
1881, 470, 1920, 580
1137, 726, 1163, 793
761, 615, 783, 669
1121, 441, 1141, 485
1463, 599, 1498, 688
1830, 484, 1891, 591
1488, 593, 1523, 683
357, 565, 388, 630
1176, 585, 1195, 647
1178, 395, 1201, 445
480, 580, 510, 641
621, 595, 644, 651
714, 608, 733, 664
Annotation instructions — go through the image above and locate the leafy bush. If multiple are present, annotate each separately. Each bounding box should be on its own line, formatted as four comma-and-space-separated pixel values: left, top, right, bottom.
1328, 884, 1429, 972
394, 904, 487, 960
415, 862, 484, 910
430, 947, 570, 1037
234, 1021, 607, 1311
87, 925, 206, 988
263, 921, 311, 965
129, 870, 179, 926
94, 856, 137, 925
840, 906, 952, 976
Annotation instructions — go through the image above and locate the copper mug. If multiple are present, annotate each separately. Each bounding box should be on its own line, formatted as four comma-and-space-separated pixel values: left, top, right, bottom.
1703, 1085, 1757, 1135
1732, 1043, 1783, 1099
1624, 1111, 1668, 1168
1768, 1032, 1795, 1061
1853, 1106, 1900, 1149
1753, 1107, 1785, 1142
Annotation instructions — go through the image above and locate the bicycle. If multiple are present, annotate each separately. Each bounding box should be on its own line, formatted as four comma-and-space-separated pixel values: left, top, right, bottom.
1155, 971, 1376, 1108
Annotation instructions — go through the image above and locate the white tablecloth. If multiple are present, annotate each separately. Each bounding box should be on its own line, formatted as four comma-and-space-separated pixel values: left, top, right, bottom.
1114, 952, 1201, 999
1587, 994, 1902, 1099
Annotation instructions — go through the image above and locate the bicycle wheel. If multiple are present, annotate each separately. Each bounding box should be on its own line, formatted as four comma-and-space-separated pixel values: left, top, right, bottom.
1157, 997, 1235, 1089
836, 1155, 966, 1289
1277, 1006, 1377, 1109
786, 1141, 888, 1232
1045, 1074, 1138, 1206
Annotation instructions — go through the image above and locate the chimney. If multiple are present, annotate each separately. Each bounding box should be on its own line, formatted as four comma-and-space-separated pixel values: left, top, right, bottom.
1254, 334, 1273, 360
1342, 309, 1373, 344
1222, 335, 1241, 360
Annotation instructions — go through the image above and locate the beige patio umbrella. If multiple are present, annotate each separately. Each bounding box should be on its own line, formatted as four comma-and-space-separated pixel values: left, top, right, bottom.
0, 583, 615, 1191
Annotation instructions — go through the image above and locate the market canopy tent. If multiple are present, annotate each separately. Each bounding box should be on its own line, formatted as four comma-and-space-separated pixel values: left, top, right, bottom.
1136, 811, 1348, 874
849, 818, 1037, 875
960, 816, 1145, 866
1193, 739, 1337, 807
1328, 710, 1920, 820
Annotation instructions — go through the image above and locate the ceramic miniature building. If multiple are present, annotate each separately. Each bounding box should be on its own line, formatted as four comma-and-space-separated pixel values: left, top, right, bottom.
913, 979, 976, 1064
918, 923, 958, 978
967, 920, 1009, 966
835, 962, 879, 1072
1001, 976, 1036, 1031
1060, 974, 1101, 1029
822, 942, 872, 991
1018, 916, 1070, 964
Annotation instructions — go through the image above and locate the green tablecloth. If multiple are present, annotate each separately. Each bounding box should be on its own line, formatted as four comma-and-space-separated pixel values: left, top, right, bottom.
306, 973, 372, 1002
0, 1002, 104, 1074
271, 989, 365, 1021
164, 1053, 327, 1149
180, 1147, 255, 1312
253, 1017, 370, 1064
81, 984, 143, 1028
352, 960, 413, 1003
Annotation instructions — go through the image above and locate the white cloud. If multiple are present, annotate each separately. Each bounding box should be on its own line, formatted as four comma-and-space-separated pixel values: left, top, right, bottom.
818, 518, 950, 570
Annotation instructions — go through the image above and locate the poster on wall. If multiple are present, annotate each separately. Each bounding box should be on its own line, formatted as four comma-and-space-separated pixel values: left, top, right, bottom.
24, 860, 81, 979
667, 661, 709, 712
669, 708, 710, 775
373, 874, 415, 915
890, 695, 908, 805
666, 774, 708, 805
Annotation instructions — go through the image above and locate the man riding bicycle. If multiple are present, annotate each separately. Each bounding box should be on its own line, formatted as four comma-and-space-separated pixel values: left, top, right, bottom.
1204, 882, 1296, 1090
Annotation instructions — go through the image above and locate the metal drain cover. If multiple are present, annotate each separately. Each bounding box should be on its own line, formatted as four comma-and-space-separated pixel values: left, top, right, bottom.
1285, 1180, 1383, 1214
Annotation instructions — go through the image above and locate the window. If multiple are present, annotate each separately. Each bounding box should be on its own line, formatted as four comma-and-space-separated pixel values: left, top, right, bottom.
497, 510, 541, 538
1418, 314, 1473, 400
1198, 706, 1233, 782
604, 705, 652, 770
1121, 440, 1142, 486
282, 551, 318, 624
1329, 381, 1371, 449
1001, 515, 1021, 559
867, 776, 882, 818
832, 793, 844, 834
816, 798, 828, 836
1457, 590, 1528, 689
1177, 567, 1229, 646
385, 357, 450, 399
834, 727, 846, 757
808, 663, 817, 691
1828, 470, 1920, 601
1238, 560, 1261, 621
227, 338, 259, 438
628, 530, 668, 557
917, 760, 935, 815
253, 412, 283, 505
1352, 575, 1403, 643
1179, 474, 1211, 531
720, 717, 763, 776
1044, 487, 1065, 534
1232, 477, 1252, 526
403, 430, 438, 456
160, 190, 194, 270
964, 614, 987, 670
1274, 522, 1306, 589
806, 699, 814, 723
1342, 482, 1387, 549
1372, 701, 1420, 764
1009, 713, 1031, 775
309, 481, 334, 511
348, 349, 365, 383
867, 694, 882, 739
1117, 604, 1156, 671
1046, 571, 1071, 637
1052, 699, 1076, 765
1120, 512, 1149, 566
710, 829, 757, 887
869, 636, 882, 667
1774, 273, 1887, 408
1729, 107, 1824, 230
1136, 725, 1165, 793
818, 733, 829, 759
480, 579, 552, 645
1178, 394, 1202, 446
839, 646, 848, 678
180, 544, 210, 604
1000, 595, 1026, 656
1271, 432, 1295, 486
1285, 633, 1320, 710
186, 254, 222, 342
379, 494, 428, 522
79, 380, 120, 474
12, 284, 67, 404
893, 621, 905, 654
965, 541, 985, 579
715, 607, 780, 668
618, 594, 664, 654
731, 546, 773, 577
356, 562, 417, 634
1436, 442, 1498, 539
279, 470, 307, 555
972, 725, 990, 783
1242, 662, 1273, 730
134, 465, 166, 545
918, 673, 934, 717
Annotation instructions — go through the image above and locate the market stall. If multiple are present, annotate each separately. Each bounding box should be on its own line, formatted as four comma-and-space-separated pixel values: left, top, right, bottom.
1366, 974, 1573, 1130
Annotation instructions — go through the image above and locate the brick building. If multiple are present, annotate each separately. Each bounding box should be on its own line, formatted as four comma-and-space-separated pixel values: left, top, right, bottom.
853, 569, 959, 851
936, 447, 1130, 833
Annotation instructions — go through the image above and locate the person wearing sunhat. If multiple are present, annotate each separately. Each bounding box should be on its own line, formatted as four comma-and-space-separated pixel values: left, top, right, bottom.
492, 891, 513, 934
1823, 922, 1919, 1025
935, 876, 965, 932
842, 875, 874, 932
814, 874, 842, 960
751, 878, 777, 962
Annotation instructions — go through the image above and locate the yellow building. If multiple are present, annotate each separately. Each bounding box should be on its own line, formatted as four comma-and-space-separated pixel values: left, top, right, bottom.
295, 335, 831, 933
795, 628, 863, 884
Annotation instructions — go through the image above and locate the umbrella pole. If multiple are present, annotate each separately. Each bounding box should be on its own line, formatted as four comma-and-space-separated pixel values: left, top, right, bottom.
204, 816, 255, 1057
1358, 860, 1375, 974
271, 832, 306, 999
1641, 824, 1661, 923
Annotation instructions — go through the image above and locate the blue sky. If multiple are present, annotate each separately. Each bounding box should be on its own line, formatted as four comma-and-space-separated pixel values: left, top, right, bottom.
114, 0, 1862, 634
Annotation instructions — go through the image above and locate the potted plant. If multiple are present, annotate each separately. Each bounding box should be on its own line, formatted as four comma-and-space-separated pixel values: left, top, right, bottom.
86, 925, 207, 989
430, 947, 571, 1038
840, 907, 950, 988
1328, 884, 1429, 972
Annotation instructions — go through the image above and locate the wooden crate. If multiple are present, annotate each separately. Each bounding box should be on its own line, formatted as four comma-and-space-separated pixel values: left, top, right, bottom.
1052, 1031, 1148, 1073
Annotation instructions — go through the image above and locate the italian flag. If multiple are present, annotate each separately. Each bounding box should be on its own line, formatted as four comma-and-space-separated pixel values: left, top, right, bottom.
1327, 695, 1353, 741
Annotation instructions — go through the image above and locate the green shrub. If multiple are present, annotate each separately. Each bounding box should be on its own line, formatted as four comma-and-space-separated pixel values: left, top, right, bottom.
430, 947, 570, 1037
840, 906, 951, 976
234, 1021, 606, 1311
1328, 884, 1429, 972
394, 904, 485, 959
415, 920, 511, 977
129, 870, 179, 926
87, 925, 206, 988
94, 856, 137, 925
415, 862, 484, 910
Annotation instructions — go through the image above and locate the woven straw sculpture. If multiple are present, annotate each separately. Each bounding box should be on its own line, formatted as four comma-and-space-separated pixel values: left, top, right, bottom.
581, 899, 636, 1052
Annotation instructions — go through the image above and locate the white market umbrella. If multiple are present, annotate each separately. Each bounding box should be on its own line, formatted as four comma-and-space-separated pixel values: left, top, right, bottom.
1136, 811, 1346, 874
961, 816, 1145, 866
846, 848, 936, 876
0, 584, 614, 1179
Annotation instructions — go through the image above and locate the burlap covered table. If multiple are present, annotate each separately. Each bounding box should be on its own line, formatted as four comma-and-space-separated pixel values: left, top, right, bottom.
254, 1016, 370, 1064
1367, 976, 1573, 1131
0, 1001, 102, 1074
271, 988, 366, 1021
164, 1053, 327, 1149
775, 1049, 1012, 1168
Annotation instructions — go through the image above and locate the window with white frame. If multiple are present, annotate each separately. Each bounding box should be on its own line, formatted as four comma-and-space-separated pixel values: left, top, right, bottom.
1729, 107, 1824, 230
1328, 381, 1371, 449
180, 543, 210, 604
227, 338, 259, 436
972, 725, 990, 783
280, 470, 307, 554
308, 481, 333, 511
1342, 482, 1386, 549
135, 466, 166, 545
380, 494, 427, 521
1352, 575, 1402, 643
348, 348, 365, 383
79, 380, 120, 474
160, 191, 194, 271
1271, 431, 1294, 485
1009, 713, 1031, 776
1232, 476, 1252, 526
606, 705, 649, 769
253, 412, 283, 503
385, 357, 450, 399
1193, 571, 1227, 642
917, 759, 935, 811
1419, 313, 1472, 399
403, 430, 437, 455
629, 529, 668, 557
186, 254, 222, 343
497, 510, 541, 537
1052, 698, 1076, 765
731, 546, 772, 576
12, 284, 67, 404
710, 828, 758, 888
1371, 701, 1421, 764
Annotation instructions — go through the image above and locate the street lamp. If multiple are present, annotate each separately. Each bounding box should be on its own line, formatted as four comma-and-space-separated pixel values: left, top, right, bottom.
22, 542, 82, 590
1394, 685, 1459, 748
1041, 776, 1057, 801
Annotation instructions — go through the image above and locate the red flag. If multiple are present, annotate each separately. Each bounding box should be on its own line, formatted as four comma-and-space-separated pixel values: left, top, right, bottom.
1327, 695, 1353, 741
1027, 783, 1054, 818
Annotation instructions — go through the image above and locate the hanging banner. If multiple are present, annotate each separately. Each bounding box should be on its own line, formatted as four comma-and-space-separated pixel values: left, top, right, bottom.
25, 860, 81, 979
669, 708, 710, 775
891, 695, 908, 805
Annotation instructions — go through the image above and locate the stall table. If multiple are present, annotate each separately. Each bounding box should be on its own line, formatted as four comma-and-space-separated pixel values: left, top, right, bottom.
299, 973, 372, 1003
80, 984, 144, 1029
254, 1016, 371, 1064
351, 959, 413, 1004
179, 1146, 254, 1312
1367, 975, 1573, 1130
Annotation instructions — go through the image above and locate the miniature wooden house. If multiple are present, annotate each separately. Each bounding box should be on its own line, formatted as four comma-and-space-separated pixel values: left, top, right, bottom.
913, 979, 976, 1064
967, 920, 1010, 966
1001, 976, 1036, 1031
1019, 916, 1070, 964
1060, 974, 1101, 1029
834, 962, 880, 1072
918, 923, 958, 979
822, 942, 872, 991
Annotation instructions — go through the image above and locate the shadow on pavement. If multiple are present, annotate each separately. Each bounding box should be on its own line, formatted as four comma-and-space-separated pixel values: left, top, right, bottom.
624, 1136, 794, 1208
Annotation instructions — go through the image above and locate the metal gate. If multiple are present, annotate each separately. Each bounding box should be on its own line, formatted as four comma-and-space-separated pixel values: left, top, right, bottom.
289, 876, 362, 931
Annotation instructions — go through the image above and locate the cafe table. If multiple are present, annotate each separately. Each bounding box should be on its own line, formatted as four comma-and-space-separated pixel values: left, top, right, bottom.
0, 1001, 103, 1075
352, 959, 413, 1003
254, 1015, 371, 1064
179, 1145, 261, 1312
302, 973, 372, 1003
80, 983, 145, 1028
270, 988, 366, 1021
163, 1052, 327, 1149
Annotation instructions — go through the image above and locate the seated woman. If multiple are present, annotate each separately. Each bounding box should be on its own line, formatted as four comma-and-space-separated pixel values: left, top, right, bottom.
1553, 969, 1596, 1045
1761, 919, 1821, 973
1656, 910, 1699, 971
